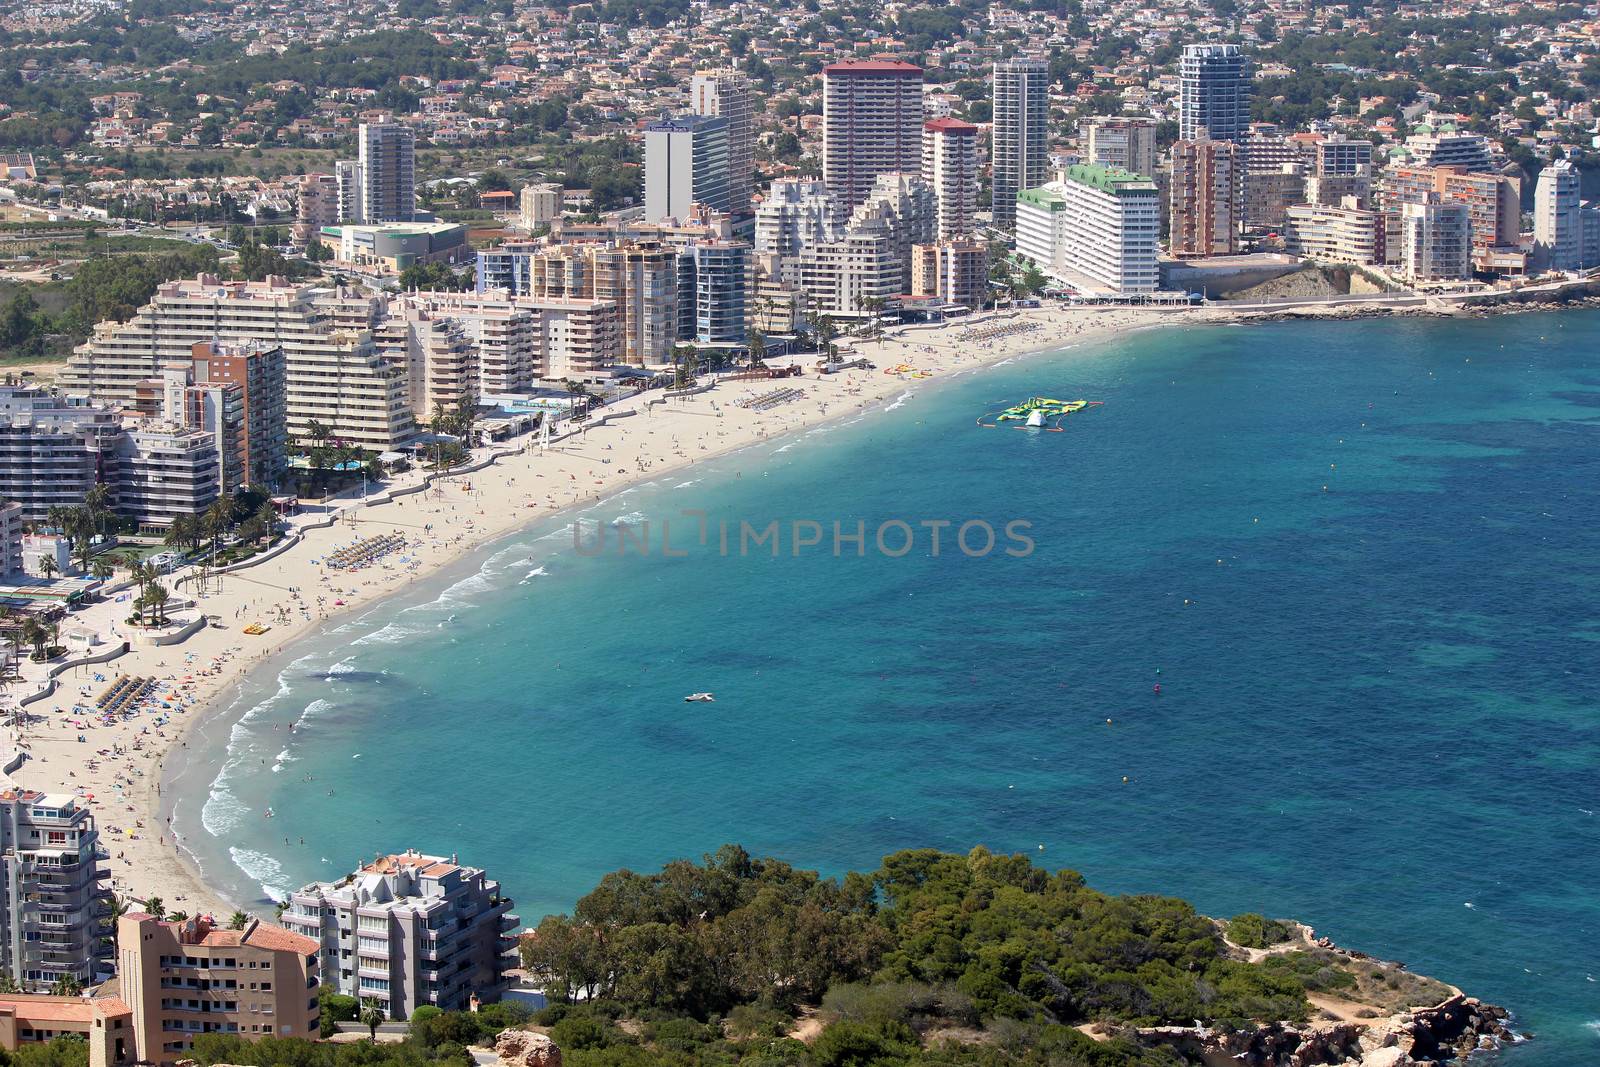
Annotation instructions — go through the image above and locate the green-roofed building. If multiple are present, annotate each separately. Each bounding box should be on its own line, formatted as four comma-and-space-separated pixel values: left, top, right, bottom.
1014, 167, 1159, 295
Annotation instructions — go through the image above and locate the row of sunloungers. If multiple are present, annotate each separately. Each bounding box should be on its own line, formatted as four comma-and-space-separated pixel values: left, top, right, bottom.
97, 675, 155, 715
323, 533, 406, 570
737, 387, 805, 412
960, 320, 1041, 343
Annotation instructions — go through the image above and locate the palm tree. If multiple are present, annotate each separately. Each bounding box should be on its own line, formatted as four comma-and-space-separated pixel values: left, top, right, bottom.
228, 910, 250, 930
203, 496, 234, 556
85, 482, 112, 538
747, 327, 768, 369
38, 556, 58, 581
91, 559, 114, 583
20, 618, 46, 661
165, 514, 198, 554
814, 314, 839, 363
142, 896, 166, 920
49, 974, 82, 997
360, 997, 386, 1041
166, 910, 189, 923
146, 583, 170, 627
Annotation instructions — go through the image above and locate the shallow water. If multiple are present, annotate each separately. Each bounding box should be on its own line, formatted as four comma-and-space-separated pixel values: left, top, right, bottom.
170, 312, 1600, 1063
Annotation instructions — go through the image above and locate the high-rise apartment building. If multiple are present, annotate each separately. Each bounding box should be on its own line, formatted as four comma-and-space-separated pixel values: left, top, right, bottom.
753, 180, 842, 256
0, 790, 113, 992
851, 172, 937, 292
1283, 200, 1385, 266
1015, 166, 1160, 294
1533, 159, 1583, 272
58, 276, 414, 451
1317, 137, 1373, 177
1382, 165, 1519, 255
822, 60, 925, 214
690, 241, 752, 351
991, 57, 1049, 230
1169, 138, 1239, 257
1401, 196, 1472, 282
689, 70, 754, 213
1082, 116, 1157, 180
795, 216, 903, 317
910, 239, 988, 310
519, 184, 563, 231
281, 851, 519, 1021
1179, 44, 1250, 142
295, 174, 341, 244
354, 119, 417, 224
922, 118, 980, 239
117, 913, 319, 1066
0, 388, 122, 522
643, 114, 731, 223
188, 340, 289, 489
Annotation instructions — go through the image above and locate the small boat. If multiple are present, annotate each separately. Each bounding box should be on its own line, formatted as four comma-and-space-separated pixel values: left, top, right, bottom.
684, 692, 715, 703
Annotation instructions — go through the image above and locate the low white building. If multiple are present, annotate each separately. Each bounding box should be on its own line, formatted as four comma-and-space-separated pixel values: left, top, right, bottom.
1015, 166, 1160, 294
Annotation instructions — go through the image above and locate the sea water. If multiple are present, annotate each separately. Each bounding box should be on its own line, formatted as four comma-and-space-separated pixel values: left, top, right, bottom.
166, 313, 1600, 1064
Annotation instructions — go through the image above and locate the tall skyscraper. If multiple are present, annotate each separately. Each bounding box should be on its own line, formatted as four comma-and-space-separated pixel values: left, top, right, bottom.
0, 789, 114, 991
923, 117, 980, 238
643, 113, 731, 222
1179, 44, 1250, 143
1533, 159, 1582, 272
1083, 116, 1158, 179
1169, 138, 1239, 257
355, 119, 417, 223
991, 56, 1050, 230
822, 59, 925, 213
690, 69, 754, 213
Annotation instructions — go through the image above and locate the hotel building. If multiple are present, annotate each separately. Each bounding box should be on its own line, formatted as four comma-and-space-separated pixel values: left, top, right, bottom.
1016, 166, 1160, 295
1169, 138, 1239, 257
0, 388, 122, 522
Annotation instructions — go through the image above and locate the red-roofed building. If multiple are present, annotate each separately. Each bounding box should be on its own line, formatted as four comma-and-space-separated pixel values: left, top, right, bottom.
117, 914, 319, 1066
0, 993, 134, 1067
823, 58, 926, 212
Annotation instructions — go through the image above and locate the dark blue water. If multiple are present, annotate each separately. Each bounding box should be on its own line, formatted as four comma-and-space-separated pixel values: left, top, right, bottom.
173, 312, 1600, 1062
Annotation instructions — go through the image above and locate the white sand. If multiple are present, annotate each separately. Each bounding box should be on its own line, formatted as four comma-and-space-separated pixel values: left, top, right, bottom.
6, 304, 1189, 918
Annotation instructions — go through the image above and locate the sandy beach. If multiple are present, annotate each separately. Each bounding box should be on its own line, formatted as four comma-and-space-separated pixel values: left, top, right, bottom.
3, 302, 1192, 919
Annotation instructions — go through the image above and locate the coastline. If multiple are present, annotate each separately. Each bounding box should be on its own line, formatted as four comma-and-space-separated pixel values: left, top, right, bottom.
15, 301, 1190, 918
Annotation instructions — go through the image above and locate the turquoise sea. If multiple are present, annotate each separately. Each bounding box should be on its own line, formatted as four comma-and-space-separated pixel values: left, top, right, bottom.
166, 312, 1599, 1064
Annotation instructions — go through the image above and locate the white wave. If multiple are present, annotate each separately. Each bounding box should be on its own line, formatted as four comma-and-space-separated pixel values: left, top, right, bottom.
201, 781, 248, 837
610, 511, 647, 527
349, 622, 424, 647
270, 748, 297, 773
883, 391, 913, 412
229, 847, 289, 903
518, 566, 549, 585
774, 443, 795, 454
674, 479, 702, 489
298, 698, 334, 723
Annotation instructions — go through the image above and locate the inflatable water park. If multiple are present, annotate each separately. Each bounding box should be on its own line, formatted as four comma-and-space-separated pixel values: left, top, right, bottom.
977, 396, 1103, 431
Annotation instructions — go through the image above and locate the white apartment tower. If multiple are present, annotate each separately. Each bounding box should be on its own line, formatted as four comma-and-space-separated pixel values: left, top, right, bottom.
1179, 44, 1250, 142
991, 56, 1050, 230
0, 789, 114, 991
690, 69, 754, 213
822, 60, 925, 213
1533, 159, 1582, 272
1401, 197, 1472, 282
1015, 166, 1160, 294
754, 179, 842, 256
355, 119, 417, 224
281, 851, 519, 1021
922, 118, 980, 238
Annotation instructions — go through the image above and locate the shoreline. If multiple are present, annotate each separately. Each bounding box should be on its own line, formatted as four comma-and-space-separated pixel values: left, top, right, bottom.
30, 294, 1599, 918
14, 302, 1187, 918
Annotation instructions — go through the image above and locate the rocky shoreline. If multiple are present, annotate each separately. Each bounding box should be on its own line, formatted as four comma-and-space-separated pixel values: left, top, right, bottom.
1130, 992, 1517, 1067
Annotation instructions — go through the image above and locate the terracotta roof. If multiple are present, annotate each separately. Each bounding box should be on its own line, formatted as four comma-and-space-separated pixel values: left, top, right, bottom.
824, 60, 922, 75
242, 922, 319, 955
0, 995, 129, 1024
925, 117, 979, 132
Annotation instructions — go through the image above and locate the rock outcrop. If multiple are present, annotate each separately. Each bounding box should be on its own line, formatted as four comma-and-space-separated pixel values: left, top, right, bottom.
1132, 994, 1516, 1067
494, 1028, 562, 1067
